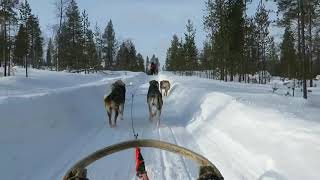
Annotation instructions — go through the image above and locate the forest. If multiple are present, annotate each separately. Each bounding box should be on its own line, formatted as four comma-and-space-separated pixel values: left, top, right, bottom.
166, 0, 320, 99
0, 0, 161, 75
2, 0, 320, 99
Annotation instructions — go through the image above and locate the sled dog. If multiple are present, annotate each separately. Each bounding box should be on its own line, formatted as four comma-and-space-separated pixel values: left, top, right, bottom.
160, 80, 171, 96
147, 80, 163, 126
104, 80, 126, 128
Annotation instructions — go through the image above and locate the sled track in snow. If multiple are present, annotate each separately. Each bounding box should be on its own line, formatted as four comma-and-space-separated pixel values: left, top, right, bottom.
157, 127, 167, 180
48, 127, 105, 180
168, 127, 192, 180
158, 126, 193, 180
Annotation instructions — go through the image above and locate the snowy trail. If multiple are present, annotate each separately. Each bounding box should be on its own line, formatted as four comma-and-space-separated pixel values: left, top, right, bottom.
1, 69, 320, 180
159, 127, 192, 180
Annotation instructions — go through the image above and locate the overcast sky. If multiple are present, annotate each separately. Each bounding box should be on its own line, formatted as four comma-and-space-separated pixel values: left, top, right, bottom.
28, 0, 280, 65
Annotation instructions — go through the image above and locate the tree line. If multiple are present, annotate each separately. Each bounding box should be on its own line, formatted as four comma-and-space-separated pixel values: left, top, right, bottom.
1, 0, 43, 77
165, 20, 198, 72
165, 0, 320, 99
51, 0, 147, 72
0, 0, 148, 77
277, 0, 320, 99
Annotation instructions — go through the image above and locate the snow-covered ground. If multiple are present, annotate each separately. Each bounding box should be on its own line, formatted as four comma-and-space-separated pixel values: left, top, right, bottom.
1, 68, 319, 180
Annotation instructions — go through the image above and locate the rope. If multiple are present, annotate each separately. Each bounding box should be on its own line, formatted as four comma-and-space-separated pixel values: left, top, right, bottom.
131, 93, 138, 139
128, 79, 146, 139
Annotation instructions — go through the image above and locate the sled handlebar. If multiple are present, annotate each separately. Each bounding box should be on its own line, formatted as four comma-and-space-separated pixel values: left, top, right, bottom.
63, 139, 224, 180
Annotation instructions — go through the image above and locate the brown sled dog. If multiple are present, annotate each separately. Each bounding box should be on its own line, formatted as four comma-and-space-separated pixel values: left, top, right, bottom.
160, 80, 171, 97
104, 80, 126, 128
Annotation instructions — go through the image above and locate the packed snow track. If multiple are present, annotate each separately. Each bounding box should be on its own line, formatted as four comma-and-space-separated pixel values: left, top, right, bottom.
1, 68, 320, 180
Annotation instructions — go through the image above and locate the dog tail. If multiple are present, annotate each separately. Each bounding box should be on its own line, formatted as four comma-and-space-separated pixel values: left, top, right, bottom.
104, 94, 108, 100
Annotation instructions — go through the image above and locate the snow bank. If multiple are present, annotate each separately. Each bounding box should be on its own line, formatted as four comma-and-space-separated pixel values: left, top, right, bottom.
187, 92, 320, 179
160, 72, 320, 180
183, 90, 319, 179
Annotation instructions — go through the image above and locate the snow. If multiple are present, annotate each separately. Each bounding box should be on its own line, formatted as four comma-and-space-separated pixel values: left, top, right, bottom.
1, 68, 320, 180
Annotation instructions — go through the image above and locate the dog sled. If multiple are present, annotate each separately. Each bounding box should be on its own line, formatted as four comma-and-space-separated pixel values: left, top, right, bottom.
63, 139, 224, 180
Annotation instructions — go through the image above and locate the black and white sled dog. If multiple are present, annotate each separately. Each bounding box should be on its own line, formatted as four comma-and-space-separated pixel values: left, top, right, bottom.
147, 80, 163, 126
104, 80, 126, 128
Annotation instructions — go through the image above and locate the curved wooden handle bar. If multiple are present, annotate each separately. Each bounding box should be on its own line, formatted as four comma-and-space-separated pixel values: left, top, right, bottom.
63, 139, 223, 180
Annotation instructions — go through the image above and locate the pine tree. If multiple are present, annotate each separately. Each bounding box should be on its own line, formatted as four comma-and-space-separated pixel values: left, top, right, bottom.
46, 38, 54, 69
177, 38, 185, 71
277, 0, 308, 98
255, 1, 270, 84
56, 23, 67, 69
82, 9, 89, 72
16, 1, 43, 70
54, 0, 71, 71
85, 29, 98, 70
145, 56, 149, 72
280, 26, 297, 79
306, 1, 320, 86
204, 0, 249, 81
204, 0, 229, 80
27, 15, 43, 69
115, 42, 126, 70
199, 41, 212, 71
165, 34, 180, 71
314, 32, 320, 76
58, 0, 83, 70
0, 28, 4, 68
13, 24, 28, 66
26, 14, 36, 67
136, 53, 144, 72
52, 36, 59, 69
266, 37, 280, 76
116, 40, 138, 71
103, 20, 117, 69
18, 0, 32, 77
94, 22, 103, 68
129, 41, 137, 71
183, 19, 198, 71
301, 0, 308, 98
227, 0, 245, 82
243, 17, 259, 81
0, 0, 18, 76
204, 0, 224, 39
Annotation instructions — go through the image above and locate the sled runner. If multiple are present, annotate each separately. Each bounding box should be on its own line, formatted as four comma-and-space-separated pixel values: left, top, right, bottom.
63, 139, 224, 180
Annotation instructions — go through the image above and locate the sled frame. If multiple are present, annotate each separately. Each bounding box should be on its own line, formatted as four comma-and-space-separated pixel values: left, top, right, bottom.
63, 139, 224, 180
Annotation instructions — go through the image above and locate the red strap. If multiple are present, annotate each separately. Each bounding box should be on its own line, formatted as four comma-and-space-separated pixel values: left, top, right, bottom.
135, 147, 149, 180
135, 147, 141, 171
